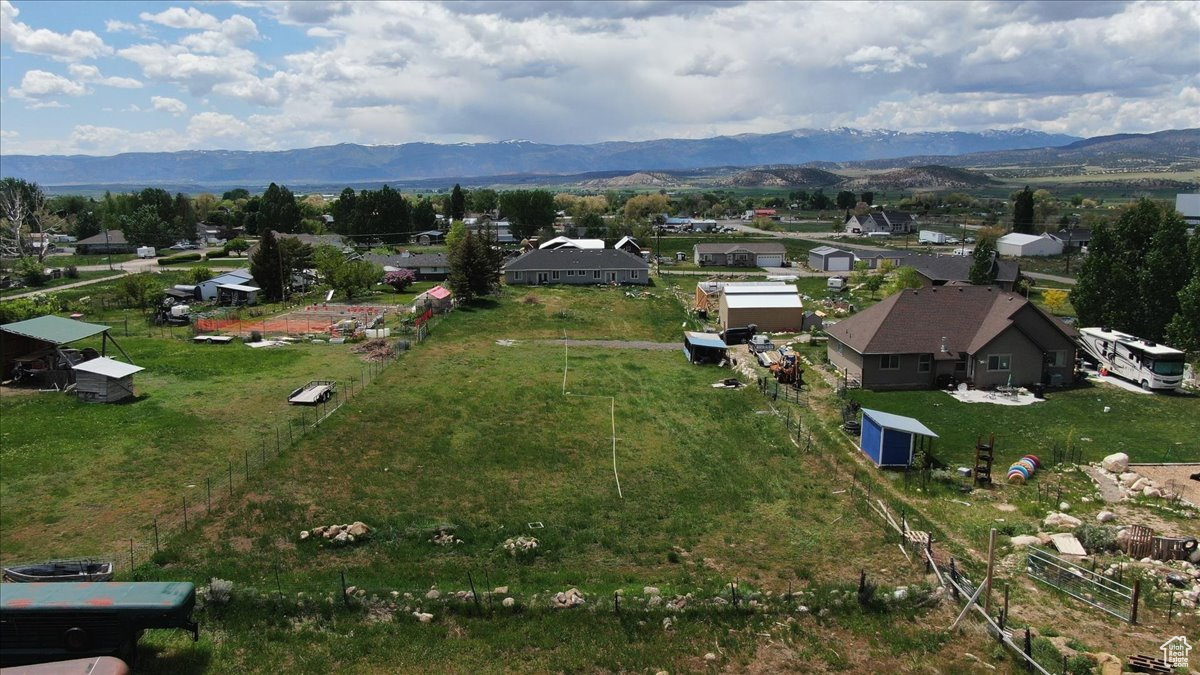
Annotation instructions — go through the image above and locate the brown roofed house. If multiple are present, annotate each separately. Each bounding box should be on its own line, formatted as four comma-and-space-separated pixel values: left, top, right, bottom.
826, 286, 1077, 390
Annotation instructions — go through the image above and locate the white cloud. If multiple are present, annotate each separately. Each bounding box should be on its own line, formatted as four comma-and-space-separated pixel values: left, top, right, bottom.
139, 6, 221, 30
0, 129, 20, 139
8, 69, 89, 102
1, 0, 112, 61
68, 64, 143, 89
846, 46, 925, 74
104, 19, 154, 37
151, 96, 188, 115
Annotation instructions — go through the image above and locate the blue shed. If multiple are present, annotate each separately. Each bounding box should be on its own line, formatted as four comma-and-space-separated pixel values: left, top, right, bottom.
858, 408, 938, 468
683, 331, 728, 365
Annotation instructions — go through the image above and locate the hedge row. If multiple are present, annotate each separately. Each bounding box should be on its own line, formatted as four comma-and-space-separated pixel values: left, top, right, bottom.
157, 253, 203, 265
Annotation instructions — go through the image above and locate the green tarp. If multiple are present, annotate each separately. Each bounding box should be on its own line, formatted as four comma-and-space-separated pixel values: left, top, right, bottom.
0, 315, 111, 345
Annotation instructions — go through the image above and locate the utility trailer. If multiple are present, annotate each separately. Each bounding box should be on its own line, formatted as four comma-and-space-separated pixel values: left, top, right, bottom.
288, 380, 336, 405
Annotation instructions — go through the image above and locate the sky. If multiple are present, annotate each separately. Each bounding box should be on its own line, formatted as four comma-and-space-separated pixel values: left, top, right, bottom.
1, 0, 1197, 156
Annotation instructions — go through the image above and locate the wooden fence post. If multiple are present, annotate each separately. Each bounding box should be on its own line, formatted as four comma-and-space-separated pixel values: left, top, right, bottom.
1023, 628, 1033, 672
1131, 579, 1140, 625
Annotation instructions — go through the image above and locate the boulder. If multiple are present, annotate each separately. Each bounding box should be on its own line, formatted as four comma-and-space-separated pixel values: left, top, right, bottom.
643, 586, 661, 596
1096, 511, 1117, 523
347, 521, 370, 537
300, 530, 310, 541
493, 586, 509, 595
1115, 528, 1131, 550
1143, 486, 1163, 498
1118, 472, 1139, 484
704, 653, 717, 662
892, 587, 909, 602
1010, 535, 1043, 548
1130, 477, 1150, 492
502, 597, 515, 608
333, 531, 350, 544
1093, 653, 1121, 675
1101, 453, 1129, 473
1043, 512, 1082, 530
413, 612, 433, 623
1058, 501, 1071, 512
425, 589, 441, 600
552, 588, 585, 609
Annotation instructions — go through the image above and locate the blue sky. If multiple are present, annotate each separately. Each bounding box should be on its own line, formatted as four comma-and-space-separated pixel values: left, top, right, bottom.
2, 1, 1198, 156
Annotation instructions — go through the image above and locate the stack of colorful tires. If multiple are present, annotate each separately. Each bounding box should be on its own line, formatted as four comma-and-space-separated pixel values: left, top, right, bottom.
1007, 454, 1041, 484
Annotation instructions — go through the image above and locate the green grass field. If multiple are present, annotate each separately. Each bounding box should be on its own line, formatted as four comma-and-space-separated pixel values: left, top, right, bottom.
0, 270, 125, 297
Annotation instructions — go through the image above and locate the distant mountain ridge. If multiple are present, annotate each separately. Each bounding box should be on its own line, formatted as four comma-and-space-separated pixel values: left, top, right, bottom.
3, 127, 1083, 187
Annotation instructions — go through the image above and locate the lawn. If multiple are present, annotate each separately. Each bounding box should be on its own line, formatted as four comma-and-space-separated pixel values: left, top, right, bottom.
17, 285, 1007, 673
43, 253, 139, 267
848, 384, 1199, 468
0, 270, 125, 297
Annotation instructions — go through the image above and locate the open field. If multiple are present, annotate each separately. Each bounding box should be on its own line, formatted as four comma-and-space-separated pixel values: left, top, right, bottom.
0, 270, 125, 298
42, 253, 139, 267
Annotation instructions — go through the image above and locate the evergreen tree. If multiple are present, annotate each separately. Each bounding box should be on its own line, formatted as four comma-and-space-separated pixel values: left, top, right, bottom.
450, 183, 466, 220
1012, 186, 1035, 234
1069, 222, 1119, 327
969, 237, 997, 285
413, 198, 437, 231
260, 183, 301, 234
1165, 233, 1200, 352
448, 230, 480, 302
446, 220, 467, 251
1138, 208, 1190, 340
250, 229, 284, 301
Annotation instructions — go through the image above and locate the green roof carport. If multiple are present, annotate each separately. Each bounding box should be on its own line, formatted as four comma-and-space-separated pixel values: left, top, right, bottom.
1, 315, 111, 344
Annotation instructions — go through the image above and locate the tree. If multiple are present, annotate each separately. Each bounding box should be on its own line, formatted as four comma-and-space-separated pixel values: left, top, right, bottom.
499, 190, 556, 240
260, 183, 301, 234
1012, 186, 1035, 234
863, 273, 885, 298
969, 237, 997, 285
448, 230, 481, 302
578, 212, 605, 238
621, 193, 670, 222
884, 266, 924, 296
114, 273, 163, 310
250, 230, 285, 301
450, 184, 466, 220
1042, 289, 1070, 315
836, 191, 857, 209
469, 188, 498, 214
413, 198, 437, 231
14, 257, 46, 286
189, 266, 214, 285
446, 220, 467, 251
222, 188, 250, 201
1138, 209, 1191, 340
120, 205, 173, 248
331, 260, 382, 301
0, 177, 51, 261
809, 189, 832, 210
224, 237, 250, 256
384, 269, 416, 292
859, 191, 874, 206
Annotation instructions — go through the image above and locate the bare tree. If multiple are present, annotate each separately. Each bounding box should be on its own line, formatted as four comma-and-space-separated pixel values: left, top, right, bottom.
0, 178, 54, 262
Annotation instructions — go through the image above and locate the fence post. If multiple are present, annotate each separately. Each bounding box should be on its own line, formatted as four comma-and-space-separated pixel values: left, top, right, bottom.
340, 571, 349, 607
154, 517, 160, 553
614, 591, 620, 615
1023, 628, 1033, 673
1131, 579, 1140, 625
1001, 584, 1009, 630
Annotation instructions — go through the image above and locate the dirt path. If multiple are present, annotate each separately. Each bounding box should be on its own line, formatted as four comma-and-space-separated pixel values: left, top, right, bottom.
2, 273, 127, 300
1082, 465, 1126, 503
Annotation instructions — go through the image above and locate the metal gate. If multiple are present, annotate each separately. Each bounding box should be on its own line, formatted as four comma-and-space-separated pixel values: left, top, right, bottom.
1027, 547, 1138, 622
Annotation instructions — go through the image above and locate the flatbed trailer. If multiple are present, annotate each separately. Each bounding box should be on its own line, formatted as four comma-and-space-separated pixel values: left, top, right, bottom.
0, 582, 198, 667
288, 380, 336, 405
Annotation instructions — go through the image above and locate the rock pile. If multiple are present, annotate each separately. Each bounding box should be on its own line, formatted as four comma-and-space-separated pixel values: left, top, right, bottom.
1043, 512, 1082, 530
1090, 453, 1181, 502
551, 588, 585, 609
301, 521, 372, 546
502, 536, 539, 557
431, 528, 462, 546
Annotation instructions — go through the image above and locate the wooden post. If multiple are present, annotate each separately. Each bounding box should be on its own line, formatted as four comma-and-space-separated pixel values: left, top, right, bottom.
244, 450, 249, 477
1023, 628, 1033, 672
984, 528, 997, 613
153, 517, 160, 553
1131, 579, 1140, 624
1001, 584, 1009, 630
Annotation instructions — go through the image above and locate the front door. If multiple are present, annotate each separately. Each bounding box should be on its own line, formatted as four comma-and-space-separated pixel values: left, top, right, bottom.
537, 272, 549, 284
607, 272, 617, 282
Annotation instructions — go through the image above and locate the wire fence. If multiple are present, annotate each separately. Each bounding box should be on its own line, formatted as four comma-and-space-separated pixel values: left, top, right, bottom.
1027, 546, 1139, 623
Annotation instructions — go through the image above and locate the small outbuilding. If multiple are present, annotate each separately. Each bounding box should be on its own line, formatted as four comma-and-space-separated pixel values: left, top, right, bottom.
858, 408, 938, 468
996, 233, 1064, 257
72, 357, 145, 403
217, 283, 260, 306
719, 284, 804, 332
683, 331, 728, 365
809, 246, 855, 272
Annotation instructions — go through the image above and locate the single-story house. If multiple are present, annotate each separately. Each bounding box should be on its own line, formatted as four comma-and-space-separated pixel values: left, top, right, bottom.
503, 249, 649, 286
217, 283, 260, 306
365, 252, 451, 280
844, 211, 917, 235
826, 285, 1077, 391
808, 246, 856, 272
539, 236, 605, 250
858, 408, 938, 468
248, 231, 351, 258
614, 236, 645, 257
1176, 193, 1200, 227
683, 331, 728, 364
694, 242, 786, 267
468, 221, 515, 243
74, 230, 133, 255
73, 357, 144, 404
719, 284, 804, 332
850, 249, 915, 270
907, 254, 1021, 292
415, 230, 445, 246
996, 233, 1064, 257
1054, 228, 1092, 251
197, 269, 254, 301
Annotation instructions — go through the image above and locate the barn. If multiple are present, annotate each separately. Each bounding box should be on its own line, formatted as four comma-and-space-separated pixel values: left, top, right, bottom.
808, 246, 855, 272
72, 357, 145, 403
858, 408, 938, 468
718, 285, 804, 332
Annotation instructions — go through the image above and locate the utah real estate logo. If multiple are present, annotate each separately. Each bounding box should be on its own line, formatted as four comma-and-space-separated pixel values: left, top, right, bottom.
1161, 635, 1191, 669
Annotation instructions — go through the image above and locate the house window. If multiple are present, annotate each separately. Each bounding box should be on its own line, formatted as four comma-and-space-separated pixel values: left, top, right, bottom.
1050, 350, 1068, 367
955, 359, 967, 372
593, 270, 601, 279
552, 270, 560, 280
918, 354, 932, 373
631, 270, 639, 279
514, 271, 522, 281
987, 354, 1011, 371
879, 355, 900, 370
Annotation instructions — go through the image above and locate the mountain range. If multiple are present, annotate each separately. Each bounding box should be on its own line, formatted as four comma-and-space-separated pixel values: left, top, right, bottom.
4, 127, 1083, 188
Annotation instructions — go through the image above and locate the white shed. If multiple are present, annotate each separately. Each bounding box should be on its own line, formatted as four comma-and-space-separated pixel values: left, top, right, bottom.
996, 233, 1064, 257
73, 357, 144, 403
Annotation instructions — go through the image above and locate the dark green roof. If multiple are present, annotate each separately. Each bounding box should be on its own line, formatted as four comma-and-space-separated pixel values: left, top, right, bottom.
0, 315, 111, 345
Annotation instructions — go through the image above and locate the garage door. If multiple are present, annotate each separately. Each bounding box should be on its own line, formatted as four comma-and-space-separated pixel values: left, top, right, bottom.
827, 256, 851, 271
756, 254, 783, 267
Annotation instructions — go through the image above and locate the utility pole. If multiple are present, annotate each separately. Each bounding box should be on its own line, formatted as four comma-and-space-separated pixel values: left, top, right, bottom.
103, 224, 112, 271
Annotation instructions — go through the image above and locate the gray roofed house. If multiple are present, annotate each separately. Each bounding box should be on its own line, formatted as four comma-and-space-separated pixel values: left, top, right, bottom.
248, 231, 350, 258
74, 229, 133, 255
907, 253, 1020, 291
826, 285, 1076, 391
844, 211, 917, 235
364, 252, 450, 279
1054, 228, 1092, 250
808, 246, 856, 272
693, 242, 786, 267
504, 248, 649, 285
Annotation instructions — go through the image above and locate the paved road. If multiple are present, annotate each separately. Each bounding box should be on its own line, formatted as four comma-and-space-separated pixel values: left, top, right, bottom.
1023, 271, 1077, 285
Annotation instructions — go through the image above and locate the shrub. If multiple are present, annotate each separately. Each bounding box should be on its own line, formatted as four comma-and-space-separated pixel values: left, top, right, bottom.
207, 578, 234, 606
1073, 524, 1117, 552
158, 253, 203, 265
15, 257, 45, 286
205, 249, 229, 259
190, 266, 214, 284
384, 268, 416, 292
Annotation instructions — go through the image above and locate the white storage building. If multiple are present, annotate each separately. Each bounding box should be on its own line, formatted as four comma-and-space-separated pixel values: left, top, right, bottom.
996, 233, 1064, 257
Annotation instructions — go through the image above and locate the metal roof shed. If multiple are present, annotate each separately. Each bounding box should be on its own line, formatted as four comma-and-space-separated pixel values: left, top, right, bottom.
683, 331, 728, 364
0, 315, 131, 381
72, 357, 145, 403
858, 408, 938, 468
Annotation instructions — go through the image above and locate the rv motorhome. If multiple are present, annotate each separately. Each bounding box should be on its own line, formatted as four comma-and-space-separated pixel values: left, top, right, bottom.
1077, 327, 1185, 391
